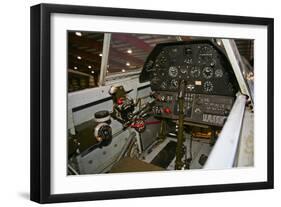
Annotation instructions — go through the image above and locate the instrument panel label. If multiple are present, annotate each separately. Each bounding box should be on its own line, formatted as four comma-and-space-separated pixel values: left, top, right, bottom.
202, 114, 226, 125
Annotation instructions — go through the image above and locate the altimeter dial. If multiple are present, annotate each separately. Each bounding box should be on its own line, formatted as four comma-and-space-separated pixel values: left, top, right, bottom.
190, 66, 200, 78
202, 67, 213, 79
203, 81, 214, 93
168, 66, 178, 77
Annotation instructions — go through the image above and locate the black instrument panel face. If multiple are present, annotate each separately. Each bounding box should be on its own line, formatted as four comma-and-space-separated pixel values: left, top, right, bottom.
141, 40, 238, 96
152, 92, 234, 127
140, 40, 239, 127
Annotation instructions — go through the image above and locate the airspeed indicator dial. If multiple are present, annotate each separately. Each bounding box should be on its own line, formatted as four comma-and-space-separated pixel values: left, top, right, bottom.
168, 66, 178, 77
171, 79, 179, 89
161, 81, 168, 89
203, 81, 214, 93
180, 65, 189, 74
202, 67, 213, 79
190, 66, 200, 78
215, 69, 223, 78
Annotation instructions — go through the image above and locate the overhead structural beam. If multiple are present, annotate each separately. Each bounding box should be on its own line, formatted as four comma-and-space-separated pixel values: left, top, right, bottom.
69, 54, 124, 70
68, 69, 93, 77
68, 34, 103, 51
112, 33, 152, 52
69, 46, 142, 69
69, 58, 99, 69
69, 32, 152, 54
69, 48, 101, 63
69, 33, 144, 65
109, 49, 144, 65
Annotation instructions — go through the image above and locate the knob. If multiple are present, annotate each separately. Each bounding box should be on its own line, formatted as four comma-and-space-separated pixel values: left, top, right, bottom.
224, 109, 230, 115
164, 107, 172, 114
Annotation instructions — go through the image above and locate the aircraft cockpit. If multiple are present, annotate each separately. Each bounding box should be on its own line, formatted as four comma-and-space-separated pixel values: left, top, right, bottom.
67, 33, 254, 174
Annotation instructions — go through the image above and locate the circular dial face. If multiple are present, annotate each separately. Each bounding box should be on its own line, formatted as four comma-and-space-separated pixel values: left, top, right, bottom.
184, 57, 193, 65
202, 67, 213, 79
184, 47, 193, 65
180, 66, 188, 74
203, 81, 214, 92
185, 47, 193, 55
190, 66, 200, 78
171, 79, 179, 89
168, 66, 178, 77
180, 65, 189, 74
198, 45, 213, 64
161, 81, 168, 89
145, 60, 155, 72
158, 56, 167, 65
95, 124, 112, 145
215, 69, 224, 78
156, 51, 168, 67
199, 45, 213, 55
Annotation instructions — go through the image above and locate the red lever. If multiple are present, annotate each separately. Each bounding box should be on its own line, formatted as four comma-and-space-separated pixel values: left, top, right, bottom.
117, 98, 124, 105
164, 107, 171, 114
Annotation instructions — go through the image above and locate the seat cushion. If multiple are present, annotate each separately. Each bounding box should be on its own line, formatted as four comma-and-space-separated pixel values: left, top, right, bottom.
110, 157, 164, 173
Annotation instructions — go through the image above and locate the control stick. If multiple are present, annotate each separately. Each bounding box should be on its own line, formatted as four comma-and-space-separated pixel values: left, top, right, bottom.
175, 80, 187, 170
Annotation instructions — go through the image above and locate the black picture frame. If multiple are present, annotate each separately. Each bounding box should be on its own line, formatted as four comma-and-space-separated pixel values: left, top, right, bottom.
30, 3, 274, 204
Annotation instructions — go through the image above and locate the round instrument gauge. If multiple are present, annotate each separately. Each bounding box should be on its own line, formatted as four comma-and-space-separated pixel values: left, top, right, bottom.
203, 81, 214, 93
156, 51, 168, 67
215, 69, 224, 78
199, 45, 213, 55
168, 66, 178, 77
159, 56, 167, 65
198, 45, 214, 64
161, 81, 168, 89
185, 47, 192, 55
184, 57, 193, 65
145, 60, 155, 72
171, 79, 179, 89
180, 65, 189, 74
190, 66, 200, 78
202, 67, 213, 79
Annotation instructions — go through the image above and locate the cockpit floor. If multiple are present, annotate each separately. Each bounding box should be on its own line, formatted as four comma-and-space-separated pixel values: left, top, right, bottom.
150, 141, 177, 168
142, 137, 213, 170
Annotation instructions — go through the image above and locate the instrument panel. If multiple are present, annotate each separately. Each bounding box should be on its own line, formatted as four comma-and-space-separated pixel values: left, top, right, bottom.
151, 92, 234, 127
140, 40, 239, 127
140, 40, 238, 96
